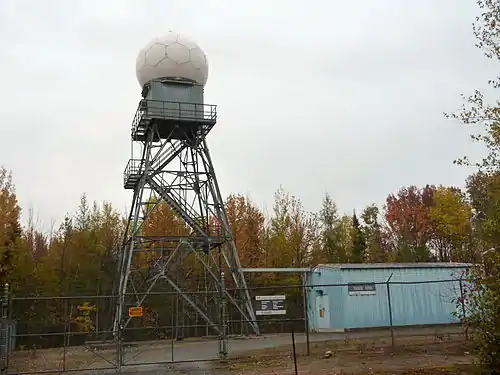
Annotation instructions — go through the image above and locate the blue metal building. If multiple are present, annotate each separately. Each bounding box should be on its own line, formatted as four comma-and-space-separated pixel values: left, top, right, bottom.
306, 263, 470, 332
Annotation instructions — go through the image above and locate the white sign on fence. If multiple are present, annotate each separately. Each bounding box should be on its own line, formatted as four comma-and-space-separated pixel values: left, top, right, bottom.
254, 295, 287, 316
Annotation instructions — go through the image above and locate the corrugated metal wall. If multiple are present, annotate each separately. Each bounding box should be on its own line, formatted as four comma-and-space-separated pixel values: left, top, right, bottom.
306, 265, 467, 332
147, 80, 204, 104
146, 80, 205, 121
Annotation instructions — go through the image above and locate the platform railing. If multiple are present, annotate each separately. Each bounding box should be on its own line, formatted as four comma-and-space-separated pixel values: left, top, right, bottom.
132, 100, 217, 132
123, 159, 144, 186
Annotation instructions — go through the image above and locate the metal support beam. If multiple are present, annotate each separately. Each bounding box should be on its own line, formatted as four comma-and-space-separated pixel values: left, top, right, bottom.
241, 268, 312, 273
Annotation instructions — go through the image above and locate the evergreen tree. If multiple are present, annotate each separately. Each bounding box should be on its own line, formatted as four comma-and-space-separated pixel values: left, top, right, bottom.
350, 211, 366, 263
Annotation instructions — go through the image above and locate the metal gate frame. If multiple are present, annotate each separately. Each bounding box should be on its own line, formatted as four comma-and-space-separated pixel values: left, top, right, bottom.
1, 286, 228, 374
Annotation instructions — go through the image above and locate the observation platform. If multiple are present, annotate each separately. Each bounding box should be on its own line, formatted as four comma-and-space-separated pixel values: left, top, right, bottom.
131, 235, 228, 253
131, 99, 217, 141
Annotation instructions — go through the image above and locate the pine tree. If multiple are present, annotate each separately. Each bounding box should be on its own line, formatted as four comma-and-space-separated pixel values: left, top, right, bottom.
350, 211, 366, 263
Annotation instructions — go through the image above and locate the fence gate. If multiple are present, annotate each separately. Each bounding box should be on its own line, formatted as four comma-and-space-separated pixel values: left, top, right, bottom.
1, 289, 230, 374
4, 292, 120, 375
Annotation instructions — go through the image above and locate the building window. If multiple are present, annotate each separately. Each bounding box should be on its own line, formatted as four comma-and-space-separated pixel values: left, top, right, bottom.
348, 283, 376, 296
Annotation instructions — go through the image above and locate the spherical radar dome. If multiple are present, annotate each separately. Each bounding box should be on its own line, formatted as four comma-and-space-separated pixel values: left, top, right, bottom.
136, 31, 209, 87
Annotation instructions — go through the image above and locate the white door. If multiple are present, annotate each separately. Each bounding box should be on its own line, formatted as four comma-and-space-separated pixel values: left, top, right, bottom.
316, 294, 330, 330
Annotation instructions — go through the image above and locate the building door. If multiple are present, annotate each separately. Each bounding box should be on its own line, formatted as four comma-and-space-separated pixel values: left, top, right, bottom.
316, 294, 330, 330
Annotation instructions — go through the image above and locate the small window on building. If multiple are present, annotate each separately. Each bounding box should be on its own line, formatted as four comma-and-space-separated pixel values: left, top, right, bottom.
348, 283, 376, 296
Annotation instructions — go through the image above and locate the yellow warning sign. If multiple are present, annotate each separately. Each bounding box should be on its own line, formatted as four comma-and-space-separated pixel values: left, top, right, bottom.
128, 306, 144, 317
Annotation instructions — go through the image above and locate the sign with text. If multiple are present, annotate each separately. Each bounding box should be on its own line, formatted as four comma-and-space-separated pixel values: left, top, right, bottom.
255, 295, 286, 316
348, 283, 376, 296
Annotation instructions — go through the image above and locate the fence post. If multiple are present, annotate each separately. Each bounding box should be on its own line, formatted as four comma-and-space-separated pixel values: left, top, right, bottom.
0, 283, 9, 375
63, 299, 68, 372
301, 272, 310, 356
458, 274, 469, 342
218, 270, 228, 361
115, 315, 123, 373
291, 327, 298, 375
386, 274, 395, 350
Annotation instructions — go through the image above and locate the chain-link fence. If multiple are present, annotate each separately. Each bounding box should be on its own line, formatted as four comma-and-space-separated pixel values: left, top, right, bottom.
0, 276, 469, 374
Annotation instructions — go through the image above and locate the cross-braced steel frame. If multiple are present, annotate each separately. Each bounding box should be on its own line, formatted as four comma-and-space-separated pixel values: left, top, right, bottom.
113, 96, 259, 358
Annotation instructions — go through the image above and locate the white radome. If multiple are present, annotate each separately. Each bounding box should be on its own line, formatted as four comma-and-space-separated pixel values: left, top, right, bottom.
136, 31, 209, 87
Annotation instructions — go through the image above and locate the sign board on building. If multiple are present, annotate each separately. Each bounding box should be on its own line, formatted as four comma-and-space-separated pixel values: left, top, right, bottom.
128, 306, 144, 317
348, 283, 376, 296
255, 295, 286, 315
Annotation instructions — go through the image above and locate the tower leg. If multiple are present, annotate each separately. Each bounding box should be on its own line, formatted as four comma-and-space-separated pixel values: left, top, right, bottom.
201, 140, 258, 334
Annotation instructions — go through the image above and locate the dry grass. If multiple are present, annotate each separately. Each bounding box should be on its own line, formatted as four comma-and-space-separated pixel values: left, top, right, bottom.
8, 345, 118, 374
218, 334, 476, 375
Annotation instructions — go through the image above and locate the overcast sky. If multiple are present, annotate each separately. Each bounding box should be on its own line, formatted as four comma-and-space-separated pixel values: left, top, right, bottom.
0, 0, 497, 230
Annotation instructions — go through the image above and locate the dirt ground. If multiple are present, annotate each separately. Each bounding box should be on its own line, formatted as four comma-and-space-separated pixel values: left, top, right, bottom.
6, 329, 476, 375
216, 335, 476, 375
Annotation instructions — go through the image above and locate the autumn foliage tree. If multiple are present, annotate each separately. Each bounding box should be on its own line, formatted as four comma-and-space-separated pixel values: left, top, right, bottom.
225, 194, 266, 269
428, 186, 474, 262
384, 185, 435, 262
0, 167, 22, 285
265, 187, 318, 269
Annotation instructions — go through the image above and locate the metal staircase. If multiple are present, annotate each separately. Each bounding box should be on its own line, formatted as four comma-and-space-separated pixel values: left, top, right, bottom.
147, 176, 207, 237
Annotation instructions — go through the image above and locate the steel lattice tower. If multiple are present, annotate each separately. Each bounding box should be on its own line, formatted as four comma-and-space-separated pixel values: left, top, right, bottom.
113, 32, 259, 354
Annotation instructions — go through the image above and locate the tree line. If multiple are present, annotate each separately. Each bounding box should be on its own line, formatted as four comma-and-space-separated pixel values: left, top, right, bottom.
0, 171, 488, 298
